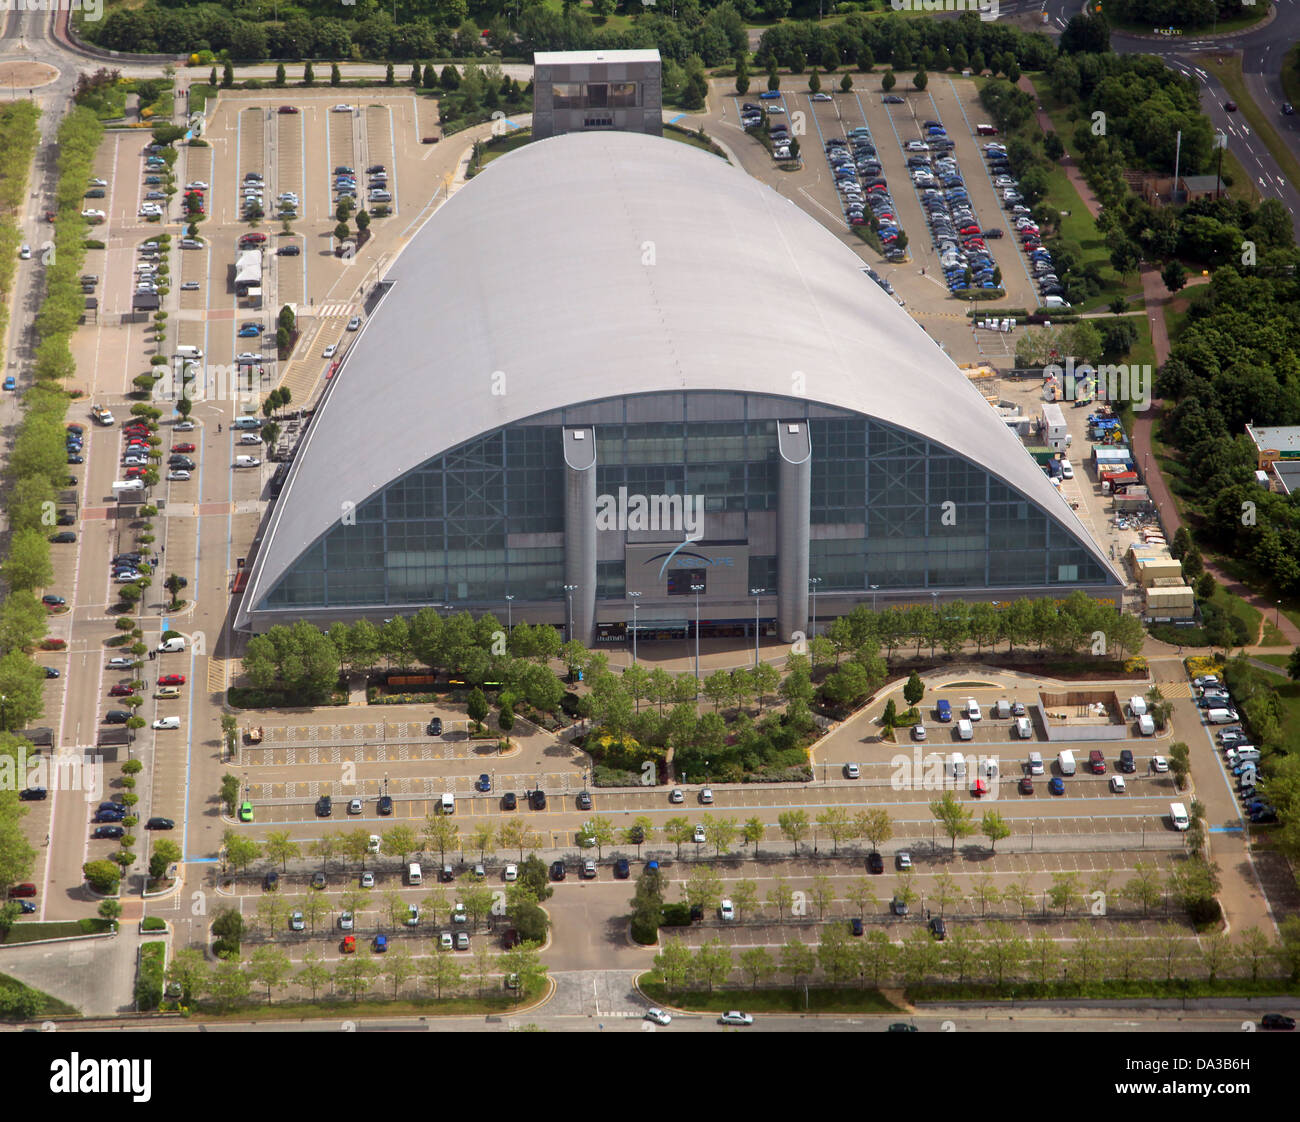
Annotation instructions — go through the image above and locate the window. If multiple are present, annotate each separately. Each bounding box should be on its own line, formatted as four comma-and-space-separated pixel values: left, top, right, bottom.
584, 115, 613, 128
667, 569, 705, 596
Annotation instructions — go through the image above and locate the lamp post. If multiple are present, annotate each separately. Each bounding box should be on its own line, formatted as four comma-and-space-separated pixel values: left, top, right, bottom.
870, 583, 879, 613
629, 591, 641, 665
751, 587, 764, 668
691, 583, 705, 693
564, 584, 578, 644
0, 694, 6, 733
809, 576, 822, 638
1277, 601, 1282, 628
504, 594, 513, 633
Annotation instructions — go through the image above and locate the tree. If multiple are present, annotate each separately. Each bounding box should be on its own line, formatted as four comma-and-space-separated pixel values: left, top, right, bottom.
689, 939, 734, 993
913, 70, 928, 91
808, 69, 821, 94
855, 808, 893, 854
248, 945, 292, 1004
903, 671, 924, 708
653, 938, 692, 991
466, 686, 489, 730
221, 62, 234, 89
816, 807, 856, 855
1162, 259, 1187, 294
777, 809, 810, 854
741, 816, 765, 856
734, 55, 749, 97
981, 811, 1011, 853
302, 62, 315, 87
765, 876, 794, 924
738, 946, 776, 989
274, 63, 286, 88
929, 792, 975, 854
779, 940, 815, 987
682, 865, 724, 911
881, 70, 896, 93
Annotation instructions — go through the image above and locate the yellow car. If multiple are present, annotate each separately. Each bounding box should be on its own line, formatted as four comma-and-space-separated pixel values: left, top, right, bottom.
156, 685, 181, 699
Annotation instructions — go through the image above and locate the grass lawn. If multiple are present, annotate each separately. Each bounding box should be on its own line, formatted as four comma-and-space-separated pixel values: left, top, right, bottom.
639, 978, 902, 1015
1254, 653, 1290, 670
1198, 53, 1300, 199
478, 129, 532, 168
1259, 621, 1289, 648
0, 971, 80, 1017
1269, 679, 1300, 756
1285, 46, 1300, 113
1106, 10, 1267, 36
1121, 313, 1156, 374
663, 124, 726, 158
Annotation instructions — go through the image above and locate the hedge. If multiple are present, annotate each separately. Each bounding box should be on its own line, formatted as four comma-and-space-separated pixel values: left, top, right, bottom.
136, 941, 165, 1011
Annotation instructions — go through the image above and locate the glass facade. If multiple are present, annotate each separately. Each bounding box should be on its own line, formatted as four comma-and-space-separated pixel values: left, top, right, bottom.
259, 392, 1109, 613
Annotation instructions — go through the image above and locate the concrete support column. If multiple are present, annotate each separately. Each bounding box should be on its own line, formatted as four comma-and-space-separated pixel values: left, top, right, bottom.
563, 426, 597, 646
776, 419, 811, 643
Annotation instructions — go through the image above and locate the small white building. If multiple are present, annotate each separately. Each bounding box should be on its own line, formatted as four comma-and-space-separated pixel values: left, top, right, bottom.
532, 49, 662, 141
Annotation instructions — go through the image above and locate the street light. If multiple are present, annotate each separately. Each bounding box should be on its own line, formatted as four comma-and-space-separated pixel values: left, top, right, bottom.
1277, 600, 1282, 628
504, 594, 513, 633
691, 583, 705, 692
809, 576, 822, 638
629, 591, 641, 665
563, 584, 578, 644
751, 588, 764, 668
870, 583, 880, 614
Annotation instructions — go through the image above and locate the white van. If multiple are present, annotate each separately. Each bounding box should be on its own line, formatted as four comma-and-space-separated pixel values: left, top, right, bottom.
956, 719, 973, 742
112, 478, 144, 493
152, 715, 180, 730
407, 862, 422, 885
1058, 749, 1077, 776
238, 432, 262, 445
158, 636, 186, 653
232, 417, 262, 430
1137, 714, 1155, 736
234, 454, 261, 468
994, 699, 1011, 719
947, 752, 968, 777
175, 345, 203, 359
1229, 747, 1261, 765
1015, 716, 1032, 739
1205, 708, 1237, 725
441, 792, 455, 815
1170, 803, 1190, 831
1128, 696, 1148, 717
1043, 295, 1071, 309
1027, 751, 1044, 775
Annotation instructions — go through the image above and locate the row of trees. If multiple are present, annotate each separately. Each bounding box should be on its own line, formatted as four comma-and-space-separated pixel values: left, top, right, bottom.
651, 917, 1300, 994
163, 938, 547, 1010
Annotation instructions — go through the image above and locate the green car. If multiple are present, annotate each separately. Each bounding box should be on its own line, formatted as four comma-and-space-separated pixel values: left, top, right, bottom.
238, 801, 254, 822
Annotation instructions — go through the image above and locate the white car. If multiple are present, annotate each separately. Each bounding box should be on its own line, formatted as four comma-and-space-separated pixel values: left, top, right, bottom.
19, 244, 31, 259
451, 903, 467, 924
896, 850, 913, 870
367, 834, 381, 853
719, 898, 735, 922
114, 570, 141, 583
719, 1011, 753, 1026
180, 281, 200, 291
89, 178, 108, 187
332, 104, 353, 112
360, 871, 375, 888
811, 92, 832, 102
347, 316, 361, 331
766, 104, 785, 114
152, 716, 180, 730
81, 209, 105, 219
290, 910, 305, 931
669, 788, 684, 804
504, 863, 518, 881
644, 1007, 672, 1025
323, 343, 337, 358
236, 352, 261, 361
1110, 776, 1126, 793
339, 911, 354, 930
174, 420, 195, 431
913, 724, 926, 741
844, 763, 860, 779
1151, 755, 1169, 773
1193, 675, 1220, 688
966, 699, 982, 721
123, 456, 148, 467
700, 787, 713, 804
167, 470, 190, 481
692, 824, 707, 844
185, 181, 208, 189
440, 933, 453, 950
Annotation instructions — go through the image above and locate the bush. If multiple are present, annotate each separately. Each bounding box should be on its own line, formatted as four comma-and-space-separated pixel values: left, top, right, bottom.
661, 902, 693, 927
141, 915, 166, 932
630, 913, 659, 944
83, 859, 120, 894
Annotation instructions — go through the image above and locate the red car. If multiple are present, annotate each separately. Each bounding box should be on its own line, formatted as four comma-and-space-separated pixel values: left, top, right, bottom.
108, 685, 134, 697
158, 674, 186, 686
124, 467, 147, 478
172, 442, 196, 453
278, 105, 300, 114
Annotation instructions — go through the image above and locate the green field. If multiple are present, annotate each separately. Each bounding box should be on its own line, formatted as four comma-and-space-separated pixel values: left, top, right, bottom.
0, 972, 79, 1018
638, 978, 902, 1015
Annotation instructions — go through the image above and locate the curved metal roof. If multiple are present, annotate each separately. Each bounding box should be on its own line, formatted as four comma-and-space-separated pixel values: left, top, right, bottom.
239, 130, 1118, 623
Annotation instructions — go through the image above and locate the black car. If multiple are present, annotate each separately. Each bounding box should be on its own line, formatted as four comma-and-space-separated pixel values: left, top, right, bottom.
981, 228, 1003, 239
850, 917, 864, 936
741, 103, 761, 113
426, 717, 443, 736
276, 244, 301, 256
50, 532, 76, 543
577, 790, 592, 810
94, 808, 126, 823
883, 94, 904, 104
264, 870, 280, 891
530, 789, 546, 810
312, 872, 327, 889
1262, 1013, 1296, 1030
867, 851, 884, 874
614, 858, 630, 879
19, 787, 48, 801
104, 710, 131, 724
501, 791, 517, 811
114, 552, 143, 564
377, 795, 393, 815
550, 860, 566, 881
56, 512, 75, 525
1119, 749, 1136, 773
929, 917, 947, 940
316, 795, 333, 817
168, 457, 194, 469
92, 825, 125, 839
366, 164, 386, 174
145, 817, 174, 830
891, 896, 909, 916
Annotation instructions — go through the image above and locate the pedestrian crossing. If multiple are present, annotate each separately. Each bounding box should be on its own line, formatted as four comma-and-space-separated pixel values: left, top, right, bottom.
293, 302, 352, 318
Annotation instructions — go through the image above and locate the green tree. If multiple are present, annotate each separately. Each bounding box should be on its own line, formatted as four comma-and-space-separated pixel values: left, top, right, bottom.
881, 70, 896, 93
303, 62, 315, 87
929, 792, 975, 854
913, 70, 928, 91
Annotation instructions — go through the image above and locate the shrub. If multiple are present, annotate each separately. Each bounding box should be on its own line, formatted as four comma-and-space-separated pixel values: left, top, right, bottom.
135, 941, 164, 1011
83, 859, 120, 894
141, 915, 166, 932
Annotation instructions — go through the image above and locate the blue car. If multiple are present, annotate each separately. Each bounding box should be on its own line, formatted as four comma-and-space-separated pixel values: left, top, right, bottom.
2, 375, 14, 390
759, 90, 781, 99
373, 933, 387, 952
476, 773, 491, 792
237, 326, 260, 337
18, 900, 35, 914
1049, 777, 1065, 795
